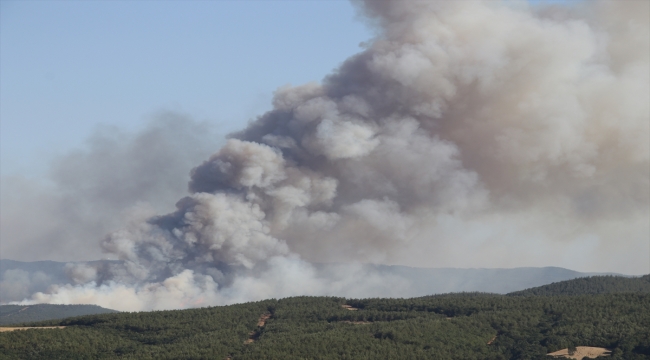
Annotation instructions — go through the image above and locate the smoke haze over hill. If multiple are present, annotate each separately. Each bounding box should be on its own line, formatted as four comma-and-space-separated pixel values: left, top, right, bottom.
2, 0, 648, 311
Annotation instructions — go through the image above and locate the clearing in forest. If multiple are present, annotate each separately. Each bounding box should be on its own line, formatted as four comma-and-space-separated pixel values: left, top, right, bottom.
341, 305, 358, 311
245, 313, 271, 344
547, 346, 612, 359
256, 313, 271, 327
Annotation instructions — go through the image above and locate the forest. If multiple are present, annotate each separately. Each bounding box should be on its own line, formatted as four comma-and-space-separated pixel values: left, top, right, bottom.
508, 275, 650, 296
0, 275, 648, 359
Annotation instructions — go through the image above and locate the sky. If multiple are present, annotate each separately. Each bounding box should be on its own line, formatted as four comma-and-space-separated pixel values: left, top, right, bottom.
0, 0, 372, 177
0, 0, 578, 178
1, 0, 648, 279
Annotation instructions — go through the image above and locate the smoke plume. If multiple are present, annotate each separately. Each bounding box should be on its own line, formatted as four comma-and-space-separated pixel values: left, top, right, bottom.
1, 113, 221, 261
12, 0, 649, 311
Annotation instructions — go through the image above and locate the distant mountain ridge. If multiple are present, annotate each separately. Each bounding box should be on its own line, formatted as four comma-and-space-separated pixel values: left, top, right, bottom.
1, 259, 626, 303
0, 304, 118, 326
365, 264, 619, 295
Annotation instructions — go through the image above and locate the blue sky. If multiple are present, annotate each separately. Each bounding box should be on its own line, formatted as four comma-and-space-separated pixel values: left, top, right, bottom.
0, 0, 372, 177
0, 0, 575, 178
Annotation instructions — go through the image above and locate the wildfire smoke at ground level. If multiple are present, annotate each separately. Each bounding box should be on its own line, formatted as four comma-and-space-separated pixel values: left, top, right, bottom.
5, 0, 649, 311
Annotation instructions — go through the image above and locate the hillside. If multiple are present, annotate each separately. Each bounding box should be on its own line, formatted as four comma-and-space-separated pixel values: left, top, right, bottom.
508, 275, 650, 296
1, 283, 649, 359
0, 304, 118, 326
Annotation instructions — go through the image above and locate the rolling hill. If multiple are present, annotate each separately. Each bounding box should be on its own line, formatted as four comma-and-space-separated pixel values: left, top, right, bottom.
508, 274, 650, 296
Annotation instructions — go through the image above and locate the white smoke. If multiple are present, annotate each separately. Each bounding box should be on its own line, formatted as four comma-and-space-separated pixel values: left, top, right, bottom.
14, 0, 649, 311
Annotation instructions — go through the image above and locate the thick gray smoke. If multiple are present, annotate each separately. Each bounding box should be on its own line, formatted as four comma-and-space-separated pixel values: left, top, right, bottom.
14, 0, 649, 311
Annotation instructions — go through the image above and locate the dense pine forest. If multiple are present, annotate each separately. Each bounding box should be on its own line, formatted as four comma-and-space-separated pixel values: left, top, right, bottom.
508, 275, 650, 296
0, 275, 649, 359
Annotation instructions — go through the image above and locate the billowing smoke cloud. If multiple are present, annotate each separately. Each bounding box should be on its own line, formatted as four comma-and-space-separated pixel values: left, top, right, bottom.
11, 0, 649, 311
1, 113, 221, 261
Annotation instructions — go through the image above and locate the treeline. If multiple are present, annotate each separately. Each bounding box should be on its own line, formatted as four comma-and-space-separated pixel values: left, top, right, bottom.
0, 299, 272, 359
1, 276, 649, 359
508, 275, 650, 296
1, 294, 649, 359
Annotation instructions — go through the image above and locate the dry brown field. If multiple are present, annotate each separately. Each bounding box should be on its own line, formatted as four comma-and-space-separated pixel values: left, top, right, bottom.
547, 346, 612, 359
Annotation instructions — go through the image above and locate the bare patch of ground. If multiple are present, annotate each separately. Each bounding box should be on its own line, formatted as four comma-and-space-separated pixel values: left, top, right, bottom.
547, 346, 612, 359
245, 313, 272, 344
487, 335, 497, 345
257, 313, 271, 327
341, 321, 371, 325
341, 305, 358, 311
0, 326, 66, 332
